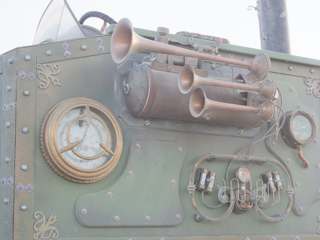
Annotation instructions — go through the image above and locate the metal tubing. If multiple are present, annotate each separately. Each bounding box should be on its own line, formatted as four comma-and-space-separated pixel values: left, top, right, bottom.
297, 145, 309, 169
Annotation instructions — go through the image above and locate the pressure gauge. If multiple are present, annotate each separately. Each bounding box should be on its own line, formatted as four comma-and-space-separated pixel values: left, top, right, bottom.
234, 166, 252, 183
281, 111, 316, 149
41, 98, 123, 183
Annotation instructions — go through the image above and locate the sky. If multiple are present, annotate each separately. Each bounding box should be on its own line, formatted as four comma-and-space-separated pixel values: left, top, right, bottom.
0, 0, 319, 61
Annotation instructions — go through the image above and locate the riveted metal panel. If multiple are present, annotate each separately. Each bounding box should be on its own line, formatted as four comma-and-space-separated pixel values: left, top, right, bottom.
0, 50, 17, 240
13, 47, 37, 240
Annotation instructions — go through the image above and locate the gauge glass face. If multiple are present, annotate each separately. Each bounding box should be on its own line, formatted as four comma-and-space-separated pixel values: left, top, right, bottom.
57, 107, 113, 170
237, 167, 252, 183
292, 115, 312, 141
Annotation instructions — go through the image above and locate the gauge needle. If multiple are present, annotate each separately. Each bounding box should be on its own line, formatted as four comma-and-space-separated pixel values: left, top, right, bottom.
76, 123, 90, 151
60, 141, 80, 153
100, 143, 115, 156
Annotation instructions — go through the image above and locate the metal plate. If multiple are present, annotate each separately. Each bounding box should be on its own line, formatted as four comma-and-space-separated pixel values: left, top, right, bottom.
76, 139, 185, 227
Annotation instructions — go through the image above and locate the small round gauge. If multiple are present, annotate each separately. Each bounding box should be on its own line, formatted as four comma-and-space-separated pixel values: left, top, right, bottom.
281, 111, 316, 149
41, 98, 123, 183
234, 166, 252, 183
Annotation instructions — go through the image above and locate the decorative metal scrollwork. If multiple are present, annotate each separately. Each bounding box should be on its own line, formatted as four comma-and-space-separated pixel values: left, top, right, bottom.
37, 64, 61, 90
304, 77, 320, 98
33, 211, 59, 239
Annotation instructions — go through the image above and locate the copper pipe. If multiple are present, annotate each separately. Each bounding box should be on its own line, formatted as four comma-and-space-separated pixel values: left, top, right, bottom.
297, 145, 309, 169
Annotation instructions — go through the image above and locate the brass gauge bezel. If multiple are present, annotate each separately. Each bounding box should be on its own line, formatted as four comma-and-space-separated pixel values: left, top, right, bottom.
281, 110, 316, 149
41, 98, 123, 183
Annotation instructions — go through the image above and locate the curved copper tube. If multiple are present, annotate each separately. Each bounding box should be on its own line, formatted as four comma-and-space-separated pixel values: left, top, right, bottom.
297, 145, 309, 169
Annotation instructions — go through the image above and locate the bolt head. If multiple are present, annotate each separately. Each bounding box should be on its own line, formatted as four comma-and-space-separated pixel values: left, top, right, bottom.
296, 182, 300, 187
299, 207, 303, 212
314, 139, 318, 143
5, 122, 11, 128
136, 144, 141, 149
6, 85, 12, 92
119, 70, 126, 77
107, 192, 113, 198
124, 84, 130, 95
205, 115, 211, 121
45, 50, 52, 56
298, 104, 301, 109
21, 164, 28, 171
310, 69, 315, 74
144, 119, 150, 126
178, 147, 182, 152
23, 90, 30, 96
24, 55, 31, 61
272, 141, 276, 146
5, 157, 11, 163
20, 205, 27, 211
8, 58, 13, 64
81, 209, 87, 215
238, 129, 244, 135
22, 127, 29, 134
289, 87, 294, 92
3, 198, 9, 204
176, 214, 181, 220
287, 158, 291, 163
171, 179, 176, 185
114, 216, 120, 222
128, 171, 133, 177
288, 66, 293, 71
145, 216, 151, 222
81, 45, 87, 51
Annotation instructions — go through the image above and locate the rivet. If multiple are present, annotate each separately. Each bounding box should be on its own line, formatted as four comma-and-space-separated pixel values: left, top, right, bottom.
178, 147, 182, 152
20, 205, 27, 211
21, 164, 28, 171
171, 179, 176, 185
22, 127, 29, 134
6, 85, 12, 92
8, 58, 13, 64
128, 171, 133, 177
124, 84, 130, 95
24, 55, 31, 61
132, 62, 137, 67
295, 182, 300, 187
144, 119, 150, 126
5, 122, 11, 128
3, 198, 9, 204
145, 216, 151, 222
288, 66, 293, 71
310, 69, 315, 74
238, 128, 244, 135
289, 87, 294, 92
81, 209, 87, 215
287, 158, 291, 163
317, 164, 320, 169
311, 114, 315, 118
81, 45, 87, 51
122, 107, 127, 114
314, 139, 318, 143
136, 144, 141, 149
299, 207, 303, 212
176, 214, 181, 220
5, 157, 11, 163
107, 192, 113, 198
114, 216, 120, 222
297, 104, 301, 109
120, 70, 126, 77
176, 123, 182, 128
23, 90, 30, 96
209, 126, 213, 131
205, 115, 211, 121
45, 50, 52, 56
272, 141, 276, 146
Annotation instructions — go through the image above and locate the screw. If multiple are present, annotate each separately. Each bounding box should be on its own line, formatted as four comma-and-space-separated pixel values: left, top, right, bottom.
310, 69, 315, 74
176, 123, 182, 128
20, 205, 27, 211
3, 198, 9, 204
144, 119, 150, 126
296, 182, 300, 187
287, 158, 291, 163
23, 90, 30, 96
178, 147, 182, 152
205, 115, 211, 121
22, 127, 29, 134
20, 164, 27, 171
171, 179, 176, 185
114, 216, 120, 222
6, 85, 12, 92
124, 84, 130, 95
272, 141, 276, 146
24, 55, 31, 61
289, 87, 294, 92
5, 157, 11, 163
145, 216, 151, 222
298, 104, 301, 109
5, 122, 11, 128
81, 45, 87, 51
122, 107, 127, 114
8, 58, 13, 64
120, 70, 126, 77
107, 192, 113, 198
81, 209, 87, 215
136, 144, 141, 149
209, 126, 213, 131
288, 66, 293, 71
128, 171, 133, 177
299, 207, 303, 212
314, 139, 318, 143
45, 50, 52, 56
176, 214, 181, 220
238, 128, 244, 135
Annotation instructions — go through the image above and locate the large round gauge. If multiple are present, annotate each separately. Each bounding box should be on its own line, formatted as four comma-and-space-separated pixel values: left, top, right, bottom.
41, 98, 123, 183
281, 111, 316, 149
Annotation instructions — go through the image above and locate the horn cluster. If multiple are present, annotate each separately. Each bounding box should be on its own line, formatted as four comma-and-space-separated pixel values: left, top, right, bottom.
111, 18, 276, 127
